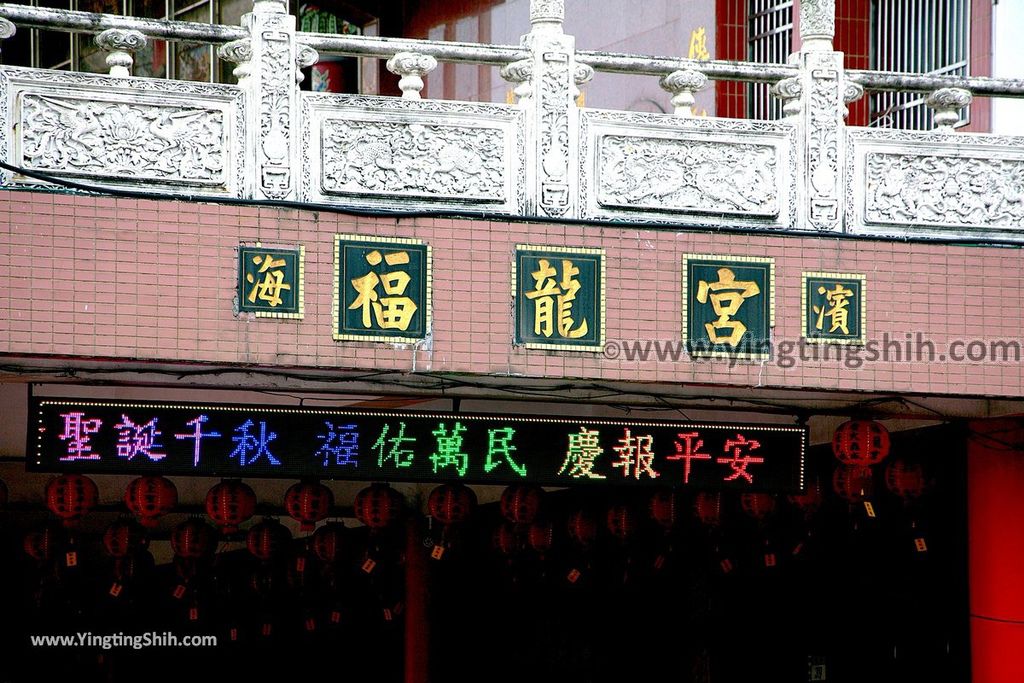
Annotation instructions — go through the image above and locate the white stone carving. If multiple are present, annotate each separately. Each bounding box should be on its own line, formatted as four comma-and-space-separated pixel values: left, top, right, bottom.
295, 44, 318, 84
301, 93, 525, 214
218, 39, 252, 84
598, 135, 777, 215
500, 59, 533, 105
579, 109, 796, 230
0, 18, 17, 41
799, 0, 835, 50
659, 69, 708, 117
866, 153, 1024, 229
95, 29, 147, 78
926, 87, 972, 131
20, 94, 226, 184
804, 51, 844, 231
771, 77, 803, 118
530, 0, 564, 27
385, 52, 438, 100
842, 81, 864, 120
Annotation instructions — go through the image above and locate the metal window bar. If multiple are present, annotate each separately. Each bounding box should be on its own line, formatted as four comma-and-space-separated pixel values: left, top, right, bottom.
870, 0, 970, 129
747, 0, 792, 120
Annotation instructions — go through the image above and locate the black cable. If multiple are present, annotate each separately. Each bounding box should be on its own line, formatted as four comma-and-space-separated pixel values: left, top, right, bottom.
3, 159, 1023, 249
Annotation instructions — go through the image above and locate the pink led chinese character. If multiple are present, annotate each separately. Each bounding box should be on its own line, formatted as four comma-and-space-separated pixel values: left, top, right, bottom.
58, 412, 102, 461
611, 428, 660, 480
667, 432, 712, 484
717, 434, 764, 484
114, 415, 167, 462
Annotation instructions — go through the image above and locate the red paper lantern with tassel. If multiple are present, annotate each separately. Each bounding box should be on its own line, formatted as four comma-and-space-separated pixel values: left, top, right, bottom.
171, 518, 217, 559
832, 465, 875, 503
354, 483, 404, 529
45, 474, 98, 528
23, 525, 63, 563
428, 483, 477, 525
606, 504, 636, 543
787, 478, 824, 518
694, 491, 723, 528
527, 520, 554, 554
124, 476, 178, 529
567, 510, 598, 548
740, 493, 777, 522
284, 481, 334, 532
312, 522, 346, 563
103, 519, 147, 558
833, 419, 891, 466
492, 522, 522, 557
885, 459, 926, 501
205, 480, 256, 534
499, 484, 543, 525
648, 489, 682, 530
246, 517, 292, 562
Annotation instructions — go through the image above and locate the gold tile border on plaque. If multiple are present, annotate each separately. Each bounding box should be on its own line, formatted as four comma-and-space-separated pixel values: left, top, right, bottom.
512, 244, 607, 353
801, 271, 867, 346
333, 234, 432, 344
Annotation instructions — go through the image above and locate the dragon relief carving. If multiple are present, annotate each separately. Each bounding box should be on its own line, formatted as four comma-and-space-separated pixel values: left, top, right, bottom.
320, 120, 506, 202
866, 152, 1024, 229
597, 135, 778, 215
20, 94, 226, 183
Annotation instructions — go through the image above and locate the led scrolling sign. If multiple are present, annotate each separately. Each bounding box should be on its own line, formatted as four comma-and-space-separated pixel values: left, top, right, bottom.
29, 399, 807, 493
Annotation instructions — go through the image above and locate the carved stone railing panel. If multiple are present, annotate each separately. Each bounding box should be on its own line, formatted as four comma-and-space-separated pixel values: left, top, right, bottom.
579, 110, 797, 230
846, 128, 1024, 240
3, 67, 244, 195
301, 94, 525, 214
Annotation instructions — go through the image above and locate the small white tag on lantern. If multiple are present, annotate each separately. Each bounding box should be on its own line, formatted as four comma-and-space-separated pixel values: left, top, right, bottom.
330, 610, 341, 624
764, 553, 777, 568
361, 558, 377, 574
305, 617, 316, 632
383, 608, 393, 622
229, 628, 239, 642
864, 502, 876, 518
109, 582, 123, 598
653, 555, 666, 570
720, 558, 733, 574
189, 607, 199, 621
914, 537, 928, 552
65, 551, 78, 567
172, 584, 187, 600
295, 557, 306, 572
567, 568, 581, 584
431, 546, 445, 560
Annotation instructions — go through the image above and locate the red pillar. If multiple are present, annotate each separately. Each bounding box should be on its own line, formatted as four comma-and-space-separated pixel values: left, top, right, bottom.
404, 516, 429, 683
969, 418, 1024, 683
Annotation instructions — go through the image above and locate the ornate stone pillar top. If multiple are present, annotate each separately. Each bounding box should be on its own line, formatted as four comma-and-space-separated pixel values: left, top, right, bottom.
95, 28, 147, 77
251, 0, 286, 14
0, 17, 16, 41
926, 87, 972, 131
799, 0, 835, 52
530, 0, 564, 34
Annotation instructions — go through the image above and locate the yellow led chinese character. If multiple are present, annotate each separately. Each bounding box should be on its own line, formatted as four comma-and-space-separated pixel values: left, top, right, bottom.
814, 283, 854, 335
525, 258, 589, 339
246, 254, 291, 307
696, 267, 760, 347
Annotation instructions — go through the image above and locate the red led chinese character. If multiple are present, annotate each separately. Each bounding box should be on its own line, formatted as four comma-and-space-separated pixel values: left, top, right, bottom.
667, 431, 712, 484
716, 434, 764, 484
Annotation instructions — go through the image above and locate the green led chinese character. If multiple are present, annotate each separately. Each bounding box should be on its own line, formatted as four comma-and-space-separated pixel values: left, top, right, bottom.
484, 427, 526, 477
373, 422, 415, 468
429, 422, 468, 477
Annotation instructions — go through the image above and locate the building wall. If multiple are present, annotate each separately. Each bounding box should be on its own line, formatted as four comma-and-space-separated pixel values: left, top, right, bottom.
2, 190, 1023, 398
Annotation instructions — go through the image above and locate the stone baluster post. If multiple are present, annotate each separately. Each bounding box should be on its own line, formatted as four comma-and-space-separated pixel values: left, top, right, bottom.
522, 0, 581, 217
95, 29, 147, 77
0, 18, 16, 62
926, 87, 972, 132
386, 52, 438, 99
660, 69, 707, 117
796, 0, 846, 232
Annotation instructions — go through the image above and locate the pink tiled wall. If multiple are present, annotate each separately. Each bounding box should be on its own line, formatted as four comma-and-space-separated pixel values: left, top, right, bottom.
2, 190, 1022, 398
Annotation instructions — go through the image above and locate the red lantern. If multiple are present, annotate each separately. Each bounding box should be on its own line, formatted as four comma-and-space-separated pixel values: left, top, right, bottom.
787, 478, 824, 518
171, 518, 217, 559
247, 517, 292, 561
527, 520, 554, 554
833, 419, 891, 466
606, 504, 636, 542
45, 473, 98, 528
354, 483, 404, 529
832, 466, 875, 503
124, 476, 178, 529
567, 510, 598, 548
205, 480, 256, 534
885, 459, 926, 501
23, 525, 64, 563
492, 522, 522, 556
740, 493, 777, 522
103, 519, 147, 558
499, 484, 543, 525
427, 483, 477, 525
694, 491, 722, 528
284, 481, 334, 532
312, 522, 346, 563
648, 489, 681, 530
